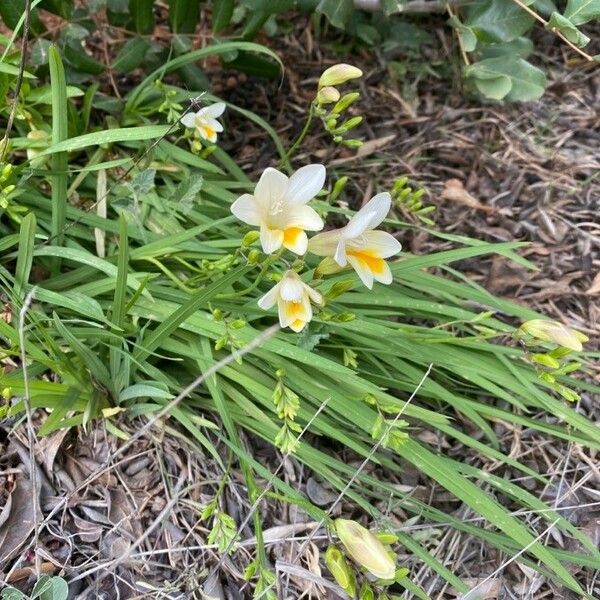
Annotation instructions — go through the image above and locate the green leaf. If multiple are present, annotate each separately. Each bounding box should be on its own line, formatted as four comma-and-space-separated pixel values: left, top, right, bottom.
63, 41, 105, 75
14, 213, 36, 305
29, 39, 52, 68
128, 0, 154, 33
316, 0, 354, 29
31, 575, 69, 600
465, 57, 546, 102
37, 125, 172, 156
448, 16, 477, 52
48, 46, 68, 264
547, 12, 590, 46
564, 0, 600, 24
479, 37, 534, 59
213, 0, 235, 32
119, 383, 174, 401
465, 0, 535, 42
113, 37, 151, 72
168, 0, 201, 33
0, 63, 35, 79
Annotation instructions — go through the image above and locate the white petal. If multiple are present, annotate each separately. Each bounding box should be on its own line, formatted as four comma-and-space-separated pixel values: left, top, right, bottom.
359, 230, 402, 258
361, 192, 392, 229
258, 282, 280, 310
254, 168, 288, 211
289, 319, 307, 333
286, 205, 324, 231
260, 226, 284, 254
277, 295, 311, 328
181, 112, 198, 128
343, 210, 376, 239
206, 117, 224, 133
231, 194, 262, 226
302, 282, 323, 305
307, 230, 342, 257
279, 272, 305, 302
334, 239, 348, 267
286, 164, 326, 205
282, 228, 308, 255
373, 260, 393, 285
347, 255, 374, 289
202, 102, 226, 119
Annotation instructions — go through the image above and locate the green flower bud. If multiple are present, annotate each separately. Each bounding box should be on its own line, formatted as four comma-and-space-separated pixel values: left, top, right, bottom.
531, 353, 560, 369
336, 312, 356, 322
230, 319, 246, 329
325, 280, 354, 300
315, 257, 344, 277
212, 308, 224, 320
242, 230, 260, 247
247, 249, 260, 265
331, 176, 348, 201
319, 64, 363, 89
341, 116, 363, 131
326, 117, 338, 130
214, 335, 227, 351
342, 139, 363, 149
325, 545, 356, 596
335, 519, 396, 580
317, 86, 341, 104
359, 581, 375, 600
332, 92, 360, 114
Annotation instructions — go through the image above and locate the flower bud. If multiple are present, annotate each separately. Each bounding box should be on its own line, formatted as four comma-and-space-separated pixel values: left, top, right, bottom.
214, 335, 227, 351
230, 319, 246, 329
325, 280, 354, 301
247, 249, 260, 265
359, 581, 375, 600
332, 92, 360, 114
315, 257, 343, 277
331, 176, 348, 201
520, 320, 587, 352
319, 64, 363, 89
317, 86, 341, 104
325, 545, 356, 596
334, 519, 396, 580
531, 353, 560, 369
242, 230, 260, 247
340, 116, 363, 131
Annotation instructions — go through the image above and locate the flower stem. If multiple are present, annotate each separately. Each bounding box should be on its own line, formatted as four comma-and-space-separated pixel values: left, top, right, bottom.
281, 102, 316, 167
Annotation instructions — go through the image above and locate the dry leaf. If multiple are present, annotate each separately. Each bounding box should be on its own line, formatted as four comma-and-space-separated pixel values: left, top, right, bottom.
441, 179, 496, 213
585, 272, 600, 295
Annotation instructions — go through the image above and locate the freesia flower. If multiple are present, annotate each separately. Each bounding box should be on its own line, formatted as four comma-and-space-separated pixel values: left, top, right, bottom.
520, 319, 588, 352
308, 192, 401, 289
258, 270, 322, 332
335, 519, 396, 580
231, 165, 325, 255
319, 64, 363, 89
181, 102, 226, 143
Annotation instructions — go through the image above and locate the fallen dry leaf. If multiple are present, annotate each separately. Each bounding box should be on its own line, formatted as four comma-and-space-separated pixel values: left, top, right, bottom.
585, 272, 600, 295
440, 179, 497, 214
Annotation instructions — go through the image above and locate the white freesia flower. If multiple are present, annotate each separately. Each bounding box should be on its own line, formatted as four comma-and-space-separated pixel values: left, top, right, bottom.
231, 165, 325, 255
258, 270, 322, 332
181, 102, 226, 143
308, 192, 401, 289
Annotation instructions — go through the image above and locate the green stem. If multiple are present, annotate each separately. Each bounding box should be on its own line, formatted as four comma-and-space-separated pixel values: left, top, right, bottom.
281, 102, 315, 167
218, 251, 282, 299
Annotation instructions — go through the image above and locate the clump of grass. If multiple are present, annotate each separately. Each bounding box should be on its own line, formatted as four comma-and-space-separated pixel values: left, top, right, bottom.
0, 35, 599, 600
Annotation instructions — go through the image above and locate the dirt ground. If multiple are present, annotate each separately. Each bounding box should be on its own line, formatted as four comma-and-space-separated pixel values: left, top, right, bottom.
1, 11, 599, 600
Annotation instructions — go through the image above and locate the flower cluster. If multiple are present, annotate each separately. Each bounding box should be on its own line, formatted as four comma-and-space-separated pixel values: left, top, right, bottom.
231, 164, 402, 332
